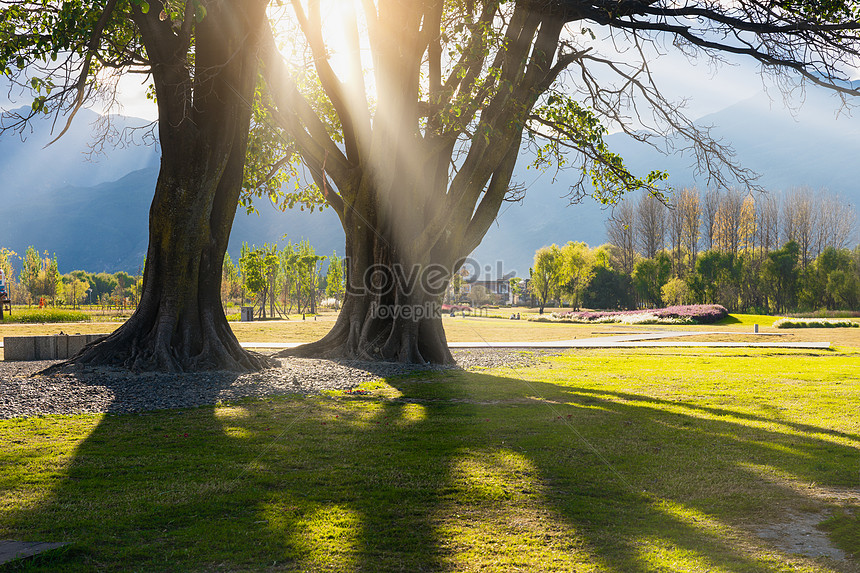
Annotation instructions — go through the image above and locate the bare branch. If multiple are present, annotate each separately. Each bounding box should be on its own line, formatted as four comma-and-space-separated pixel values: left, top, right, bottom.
44, 0, 119, 147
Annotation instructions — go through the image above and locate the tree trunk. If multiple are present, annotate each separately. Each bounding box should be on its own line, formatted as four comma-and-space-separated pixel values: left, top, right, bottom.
43, 0, 274, 373
57, 157, 274, 372
280, 224, 455, 365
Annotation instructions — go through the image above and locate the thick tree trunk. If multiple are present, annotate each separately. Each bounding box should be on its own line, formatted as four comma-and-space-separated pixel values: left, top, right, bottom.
281, 225, 455, 365
42, 0, 274, 373
52, 155, 275, 372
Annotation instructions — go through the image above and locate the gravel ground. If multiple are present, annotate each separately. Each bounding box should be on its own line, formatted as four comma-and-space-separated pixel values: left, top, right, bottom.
0, 349, 559, 419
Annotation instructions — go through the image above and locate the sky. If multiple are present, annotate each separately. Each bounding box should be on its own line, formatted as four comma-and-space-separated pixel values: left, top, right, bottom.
100, 27, 768, 126
0, 15, 818, 135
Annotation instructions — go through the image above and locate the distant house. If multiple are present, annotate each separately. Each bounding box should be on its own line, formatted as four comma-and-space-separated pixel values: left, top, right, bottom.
468, 272, 517, 304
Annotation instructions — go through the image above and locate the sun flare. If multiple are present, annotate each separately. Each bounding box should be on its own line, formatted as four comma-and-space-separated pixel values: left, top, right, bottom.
268, 0, 367, 83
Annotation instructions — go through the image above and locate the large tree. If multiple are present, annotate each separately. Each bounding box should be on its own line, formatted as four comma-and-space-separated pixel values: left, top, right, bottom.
262, 1, 666, 363
260, 0, 860, 363
1, 1, 275, 371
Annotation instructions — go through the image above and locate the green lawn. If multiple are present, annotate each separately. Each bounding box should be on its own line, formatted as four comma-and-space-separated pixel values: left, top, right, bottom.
0, 348, 858, 571
716, 313, 781, 327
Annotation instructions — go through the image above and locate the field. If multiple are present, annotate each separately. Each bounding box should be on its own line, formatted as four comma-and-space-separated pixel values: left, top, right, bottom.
2, 308, 860, 350
0, 314, 858, 571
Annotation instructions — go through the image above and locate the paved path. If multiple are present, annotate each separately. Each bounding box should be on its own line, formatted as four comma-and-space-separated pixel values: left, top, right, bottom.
0, 540, 68, 565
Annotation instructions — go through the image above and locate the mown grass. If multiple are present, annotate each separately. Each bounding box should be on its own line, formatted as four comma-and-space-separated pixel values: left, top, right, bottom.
229, 313, 829, 344
1, 348, 858, 572
716, 313, 780, 327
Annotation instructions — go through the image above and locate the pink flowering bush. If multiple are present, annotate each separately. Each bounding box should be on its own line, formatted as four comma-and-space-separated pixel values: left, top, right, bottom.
546, 304, 728, 325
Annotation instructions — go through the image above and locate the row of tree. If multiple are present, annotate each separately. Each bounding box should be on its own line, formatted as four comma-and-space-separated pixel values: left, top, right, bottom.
0, 247, 142, 308
528, 240, 860, 314
606, 187, 857, 278
0, 241, 345, 317
222, 241, 345, 319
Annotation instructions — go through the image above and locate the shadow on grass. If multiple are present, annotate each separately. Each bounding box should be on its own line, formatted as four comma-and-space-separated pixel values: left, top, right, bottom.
565, 385, 860, 445
1, 364, 857, 571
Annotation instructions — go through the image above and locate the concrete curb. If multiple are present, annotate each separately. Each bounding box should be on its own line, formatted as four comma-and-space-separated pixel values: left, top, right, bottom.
2, 334, 108, 360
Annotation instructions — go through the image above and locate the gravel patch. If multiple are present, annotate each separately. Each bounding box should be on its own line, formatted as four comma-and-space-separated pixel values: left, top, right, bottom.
754, 511, 848, 562
451, 348, 561, 370
0, 349, 558, 419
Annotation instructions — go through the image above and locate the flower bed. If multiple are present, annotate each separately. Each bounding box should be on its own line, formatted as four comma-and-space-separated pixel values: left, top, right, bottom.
534, 304, 729, 325
773, 317, 859, 328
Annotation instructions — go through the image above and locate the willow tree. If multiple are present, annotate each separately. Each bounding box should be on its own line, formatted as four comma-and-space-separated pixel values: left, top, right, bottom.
1, 0, 275, 371
261, 0, 860, 363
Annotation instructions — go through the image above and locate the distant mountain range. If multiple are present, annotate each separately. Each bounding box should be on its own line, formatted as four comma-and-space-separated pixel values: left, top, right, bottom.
0, 90, 858, 277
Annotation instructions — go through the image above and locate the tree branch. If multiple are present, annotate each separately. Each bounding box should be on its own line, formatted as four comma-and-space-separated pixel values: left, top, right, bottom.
290, 0, 365, 164
44, 0, 119, 147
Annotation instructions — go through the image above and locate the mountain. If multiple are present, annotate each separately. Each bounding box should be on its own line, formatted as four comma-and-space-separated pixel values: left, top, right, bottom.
0, 167, 154, 272
605, 89, 860, 195
0, 107, 159, 191
0, 161, 346, 273
1, 90, 859, 276
0, 106, 346, 272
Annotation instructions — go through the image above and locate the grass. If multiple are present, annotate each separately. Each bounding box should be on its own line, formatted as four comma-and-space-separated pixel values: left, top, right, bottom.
231, 312, 847, 345
788, 310, 860, 320
0, 347, 858, 571
0, 309, 91, 324
716, 313, 780, 327
4, 311, 860, 357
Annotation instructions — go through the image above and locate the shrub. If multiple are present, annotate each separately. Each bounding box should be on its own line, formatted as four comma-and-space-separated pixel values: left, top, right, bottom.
538, 304, 729, 325
773, 318, 859, 328
2, 308, 91, 323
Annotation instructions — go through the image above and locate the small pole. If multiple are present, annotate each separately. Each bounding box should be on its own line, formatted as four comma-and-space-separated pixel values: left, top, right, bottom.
754, 324, 759, 333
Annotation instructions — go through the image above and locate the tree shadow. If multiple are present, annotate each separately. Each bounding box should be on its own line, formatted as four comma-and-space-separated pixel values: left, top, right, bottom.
1, 364, 857, 571
561, 385, 860, 446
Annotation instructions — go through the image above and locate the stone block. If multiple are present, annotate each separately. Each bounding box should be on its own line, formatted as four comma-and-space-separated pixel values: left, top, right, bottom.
3, 334, 109, 360
4, 336, 36, 361
67, 335, 90, 357
35, 336, 57, 360
86, 334, 107, 345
